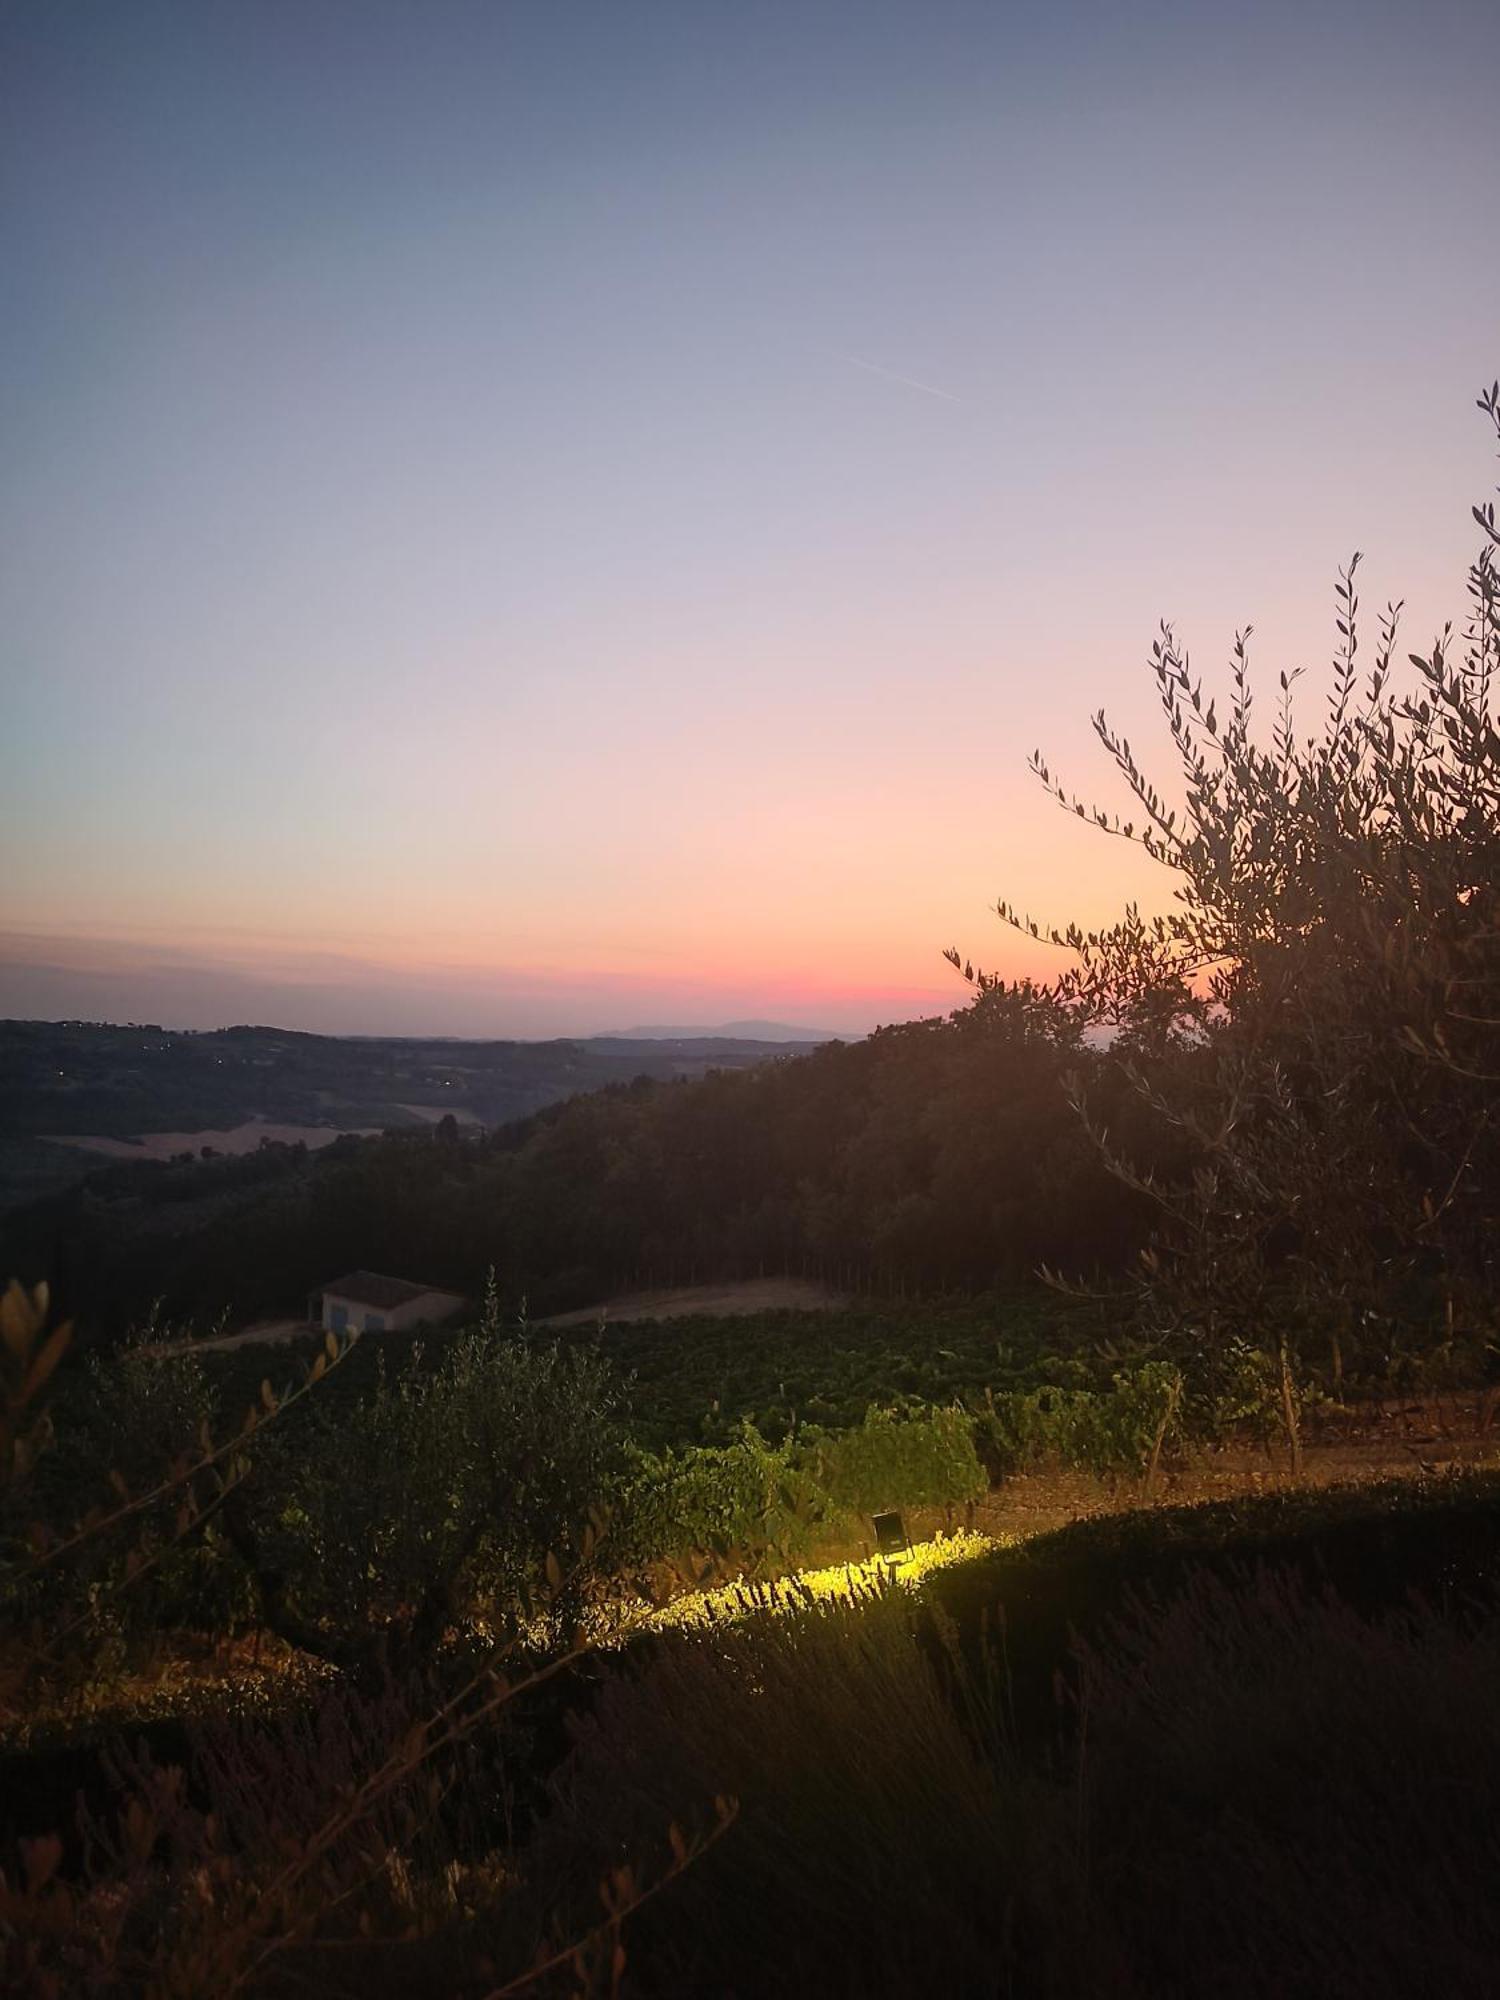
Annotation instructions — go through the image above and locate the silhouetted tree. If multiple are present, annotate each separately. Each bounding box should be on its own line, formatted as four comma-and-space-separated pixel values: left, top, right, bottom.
951, 382, 1500, 1399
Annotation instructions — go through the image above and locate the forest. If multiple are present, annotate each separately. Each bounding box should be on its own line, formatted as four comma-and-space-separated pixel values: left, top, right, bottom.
2, 995, 1153, 1334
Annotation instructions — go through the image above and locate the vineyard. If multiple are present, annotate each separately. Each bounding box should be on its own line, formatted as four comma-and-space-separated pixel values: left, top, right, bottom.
160, 1293, 1232, 1588
559, 1293, 1112, 1447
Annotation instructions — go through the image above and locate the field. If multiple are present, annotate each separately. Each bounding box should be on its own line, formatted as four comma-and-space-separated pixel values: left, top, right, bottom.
183, 1290, 1098, 1447
42, 1118, 383, 1161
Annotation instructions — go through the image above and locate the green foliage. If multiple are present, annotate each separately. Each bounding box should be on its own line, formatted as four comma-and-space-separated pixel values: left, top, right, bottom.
622, 1424, 817, 1571
974, 1360, 1185, 1480
537, 1472, 1500, 1998
953, 384, 1500, 1408
8, 1324, 254, 1647
245, 1328, 624, 1650
550, 1292, 1102, 1450
620, 1403, 986, 1572
9, 1465, 1499, 1996
808, 1401, 986, 1515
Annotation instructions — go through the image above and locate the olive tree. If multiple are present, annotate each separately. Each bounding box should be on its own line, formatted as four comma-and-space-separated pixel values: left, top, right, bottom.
951, 384, 1500, 1419
229, 1314, 625, 1670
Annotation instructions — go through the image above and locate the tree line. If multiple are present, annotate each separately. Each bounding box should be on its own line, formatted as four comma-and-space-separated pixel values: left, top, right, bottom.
4, 996, 1156, 1337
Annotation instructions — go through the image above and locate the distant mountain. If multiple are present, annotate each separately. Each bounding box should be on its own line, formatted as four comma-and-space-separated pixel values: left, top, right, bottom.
600, 1021, 851, 1044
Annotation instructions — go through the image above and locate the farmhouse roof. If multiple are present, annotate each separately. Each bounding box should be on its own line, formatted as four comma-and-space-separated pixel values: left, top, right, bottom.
319, 1270, 447, 1310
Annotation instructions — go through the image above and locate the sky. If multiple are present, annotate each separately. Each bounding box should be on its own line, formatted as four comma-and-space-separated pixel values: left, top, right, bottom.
3, 0, 1498, 1038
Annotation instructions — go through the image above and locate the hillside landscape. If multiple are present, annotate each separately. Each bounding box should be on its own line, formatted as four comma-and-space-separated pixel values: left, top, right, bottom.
0, 1019, 827, 1215
7, 379, 1500, 1990
0, 998, 1142, 1334
5, 4, 1499, 1995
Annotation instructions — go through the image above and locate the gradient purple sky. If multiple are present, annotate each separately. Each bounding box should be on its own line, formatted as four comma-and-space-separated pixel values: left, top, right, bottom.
4, 0, 1497, 1036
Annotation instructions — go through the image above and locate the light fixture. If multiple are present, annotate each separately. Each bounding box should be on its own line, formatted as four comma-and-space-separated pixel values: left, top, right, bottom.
872, 1510, 910, 1560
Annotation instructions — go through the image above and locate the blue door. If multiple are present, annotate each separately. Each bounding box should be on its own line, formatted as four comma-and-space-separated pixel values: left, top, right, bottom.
329, 1303, 348, 1333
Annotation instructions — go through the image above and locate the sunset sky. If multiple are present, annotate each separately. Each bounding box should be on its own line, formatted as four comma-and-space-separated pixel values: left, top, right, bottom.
4, 0, 1497, 1037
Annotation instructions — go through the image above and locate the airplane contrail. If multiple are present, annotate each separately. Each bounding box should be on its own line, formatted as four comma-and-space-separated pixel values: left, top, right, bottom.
848, 354, 960, 402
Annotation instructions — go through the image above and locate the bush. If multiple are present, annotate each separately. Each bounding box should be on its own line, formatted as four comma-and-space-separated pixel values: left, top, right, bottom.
809, 1401, 987, 1516
5, 1329, 253, 1653
975, 1359, 1184, 1480
1036, 1569, 1500, 1998
239, 1329, 625, 1661
620, 1422, 818, 1573
619, 1404, 987, 1574
538, 1475, 1500, 1997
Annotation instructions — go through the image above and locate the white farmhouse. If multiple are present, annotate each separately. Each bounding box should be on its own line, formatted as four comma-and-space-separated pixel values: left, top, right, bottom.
309, 1270, 466, 1336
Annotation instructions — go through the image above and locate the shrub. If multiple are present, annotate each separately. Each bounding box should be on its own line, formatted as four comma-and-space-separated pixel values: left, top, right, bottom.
541, 1477, 1500, 1998
537, 1583, 1013, 1997
237, 1330, 625, 1663
808, 1401, 987, 1516
619, 1404, 987, 1576
4, 1327, 254, 1655
975, 1359, 1184, 1480
619, 1422, 819, 1574
1036, 1569, 1500, 1998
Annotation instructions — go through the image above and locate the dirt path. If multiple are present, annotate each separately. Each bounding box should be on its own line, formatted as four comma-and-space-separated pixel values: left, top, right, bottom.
155, 1278, 850, 1353
538, 1277, 848, 1328
962, 1410, 1500, 1546
142, 1318, 319, 1358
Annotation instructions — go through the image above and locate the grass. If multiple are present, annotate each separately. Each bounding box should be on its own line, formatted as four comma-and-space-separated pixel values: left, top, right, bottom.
7, 1464, 1499, 1994
643, 1528, 1004, 1631
525, 1467, 1500, 1998
536, 1572, 1016, 1998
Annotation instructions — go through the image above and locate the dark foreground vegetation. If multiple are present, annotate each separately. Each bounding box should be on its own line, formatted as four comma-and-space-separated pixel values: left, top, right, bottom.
545, 1476, 1500, 1999
2, 383, 1499, 1993
5, 1451, 1499, 1999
